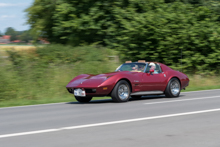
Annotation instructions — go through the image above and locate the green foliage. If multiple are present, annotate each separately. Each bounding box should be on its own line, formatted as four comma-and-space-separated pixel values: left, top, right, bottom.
25, 0, 57, 42
0, 59, 18, 101
4, 27, 34, 42
5, 27, 18, 41
26, 0, 220, 74
19, 30, 33, 43
0, 45, 118, 101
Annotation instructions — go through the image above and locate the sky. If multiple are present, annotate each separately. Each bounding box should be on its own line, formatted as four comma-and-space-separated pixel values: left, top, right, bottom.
0, 0, 34, 34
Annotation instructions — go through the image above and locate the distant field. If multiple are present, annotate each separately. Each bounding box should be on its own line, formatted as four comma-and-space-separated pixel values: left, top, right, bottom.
0, 45, 37, 59
0, 45, 36, 51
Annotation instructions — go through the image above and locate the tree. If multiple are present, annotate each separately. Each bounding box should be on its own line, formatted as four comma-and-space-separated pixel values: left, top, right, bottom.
19, 30, 33, 43
4, 27, 17, 41
25, 0, 220, 73
25, 0, 57, 42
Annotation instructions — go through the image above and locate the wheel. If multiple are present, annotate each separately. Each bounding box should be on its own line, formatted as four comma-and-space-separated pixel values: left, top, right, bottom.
111, 80, 131, 102
75, 96, 93, 103
165, 78, 180, 98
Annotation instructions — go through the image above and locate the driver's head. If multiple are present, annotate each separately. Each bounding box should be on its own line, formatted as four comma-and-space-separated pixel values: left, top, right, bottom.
131, 64, 138, 70
149, 62, 156, 70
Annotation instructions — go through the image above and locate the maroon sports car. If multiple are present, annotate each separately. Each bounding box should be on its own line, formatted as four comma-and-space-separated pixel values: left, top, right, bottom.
66, 60, 189, 103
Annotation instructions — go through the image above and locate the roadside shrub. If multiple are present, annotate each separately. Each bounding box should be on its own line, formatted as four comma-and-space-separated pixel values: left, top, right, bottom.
0, 59, 18, 101
2, 44, 118, 101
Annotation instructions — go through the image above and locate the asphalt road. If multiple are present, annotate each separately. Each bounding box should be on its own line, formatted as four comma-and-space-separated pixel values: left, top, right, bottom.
0, 89, 220, 147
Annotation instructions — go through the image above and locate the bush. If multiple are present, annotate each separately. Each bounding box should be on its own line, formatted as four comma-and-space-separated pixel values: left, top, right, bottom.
26, 0, 220, 74
0, 44, 118, 101
0, 60, 18, 101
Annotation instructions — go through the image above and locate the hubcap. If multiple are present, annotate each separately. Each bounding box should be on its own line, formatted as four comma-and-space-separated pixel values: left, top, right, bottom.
118, 84, 129, 100
170, 80, 180, 96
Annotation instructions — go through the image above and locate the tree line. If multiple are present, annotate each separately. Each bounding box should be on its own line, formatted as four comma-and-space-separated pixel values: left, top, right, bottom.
25, 0, 220, 74
1, 27, 33, 43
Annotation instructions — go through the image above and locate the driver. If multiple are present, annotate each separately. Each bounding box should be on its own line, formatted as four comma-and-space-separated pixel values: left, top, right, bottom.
149, 62, 158, 74
131, 64, 139, 72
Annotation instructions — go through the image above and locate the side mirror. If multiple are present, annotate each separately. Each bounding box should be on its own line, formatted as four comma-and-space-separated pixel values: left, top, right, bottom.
149, 69, 154, 74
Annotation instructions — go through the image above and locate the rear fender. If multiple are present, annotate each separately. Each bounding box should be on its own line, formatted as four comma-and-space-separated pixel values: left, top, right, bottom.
167, 76, 181, 89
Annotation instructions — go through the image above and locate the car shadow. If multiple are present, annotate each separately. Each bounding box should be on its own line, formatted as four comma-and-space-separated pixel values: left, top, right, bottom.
66, 94, 186, 104
129, 95, 165, 101
130, 94, 185, 101
66, 98, 113, 104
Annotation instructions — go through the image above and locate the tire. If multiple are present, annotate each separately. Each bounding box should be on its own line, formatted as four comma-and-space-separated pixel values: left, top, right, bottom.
165, 78, 181, 98
75, 96, 93, 103
111, 80, 131, 102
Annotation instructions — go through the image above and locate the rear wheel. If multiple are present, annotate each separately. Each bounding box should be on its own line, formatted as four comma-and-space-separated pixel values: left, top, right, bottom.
165, 78, 180, 98
111, 80, 131, 102
75, 96, 93, 103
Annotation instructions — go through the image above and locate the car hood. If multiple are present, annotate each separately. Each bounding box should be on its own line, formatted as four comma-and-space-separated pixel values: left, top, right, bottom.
66, 72, 122, 88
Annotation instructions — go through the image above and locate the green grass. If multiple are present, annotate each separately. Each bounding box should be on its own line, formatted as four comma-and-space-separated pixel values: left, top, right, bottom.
184, 75, 220, 92
184, 85, 220, 92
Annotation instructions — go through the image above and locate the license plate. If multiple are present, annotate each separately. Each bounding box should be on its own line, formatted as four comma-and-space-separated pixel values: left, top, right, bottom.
74, 89, 86, 97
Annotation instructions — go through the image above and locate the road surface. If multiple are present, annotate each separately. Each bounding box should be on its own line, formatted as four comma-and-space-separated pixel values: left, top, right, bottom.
0, 89, 220, 147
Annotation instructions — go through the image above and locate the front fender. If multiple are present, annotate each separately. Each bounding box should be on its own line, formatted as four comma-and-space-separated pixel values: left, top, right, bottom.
99, 73, 139, 93
68, 74, 92, 84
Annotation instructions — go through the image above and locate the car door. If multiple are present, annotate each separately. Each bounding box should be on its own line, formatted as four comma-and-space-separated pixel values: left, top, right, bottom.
141, 73, 164, 91
141, 64, 168, 91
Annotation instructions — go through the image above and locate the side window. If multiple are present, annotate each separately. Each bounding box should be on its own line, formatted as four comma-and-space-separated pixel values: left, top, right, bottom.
155, 64, 162, 73
145, 63, 162, 74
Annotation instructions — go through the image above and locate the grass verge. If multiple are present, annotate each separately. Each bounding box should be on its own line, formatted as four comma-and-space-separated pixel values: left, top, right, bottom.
184, 75, 220, 92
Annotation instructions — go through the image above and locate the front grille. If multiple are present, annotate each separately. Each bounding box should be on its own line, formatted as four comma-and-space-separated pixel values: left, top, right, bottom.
85, 89, 96, 93
68, 88, 96, 94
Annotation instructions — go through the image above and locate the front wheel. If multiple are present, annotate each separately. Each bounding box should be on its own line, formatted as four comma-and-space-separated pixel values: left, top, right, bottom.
111, 80, 131, 102
165, 78, 180, 98
75, 96, 93, 103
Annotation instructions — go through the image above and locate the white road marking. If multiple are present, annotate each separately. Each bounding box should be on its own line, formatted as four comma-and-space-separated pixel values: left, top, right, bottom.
1, 108, 220, 139
144, 95, 220, 105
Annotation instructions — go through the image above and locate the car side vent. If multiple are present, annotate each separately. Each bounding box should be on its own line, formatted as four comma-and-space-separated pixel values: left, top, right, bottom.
67, 88, 73, 93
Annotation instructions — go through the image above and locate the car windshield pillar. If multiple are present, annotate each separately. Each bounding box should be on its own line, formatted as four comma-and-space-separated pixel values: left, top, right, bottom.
143, 63, 149, 73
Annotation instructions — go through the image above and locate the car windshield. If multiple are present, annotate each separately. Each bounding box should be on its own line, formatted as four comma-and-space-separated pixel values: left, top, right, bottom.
116, 63, 146, 72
